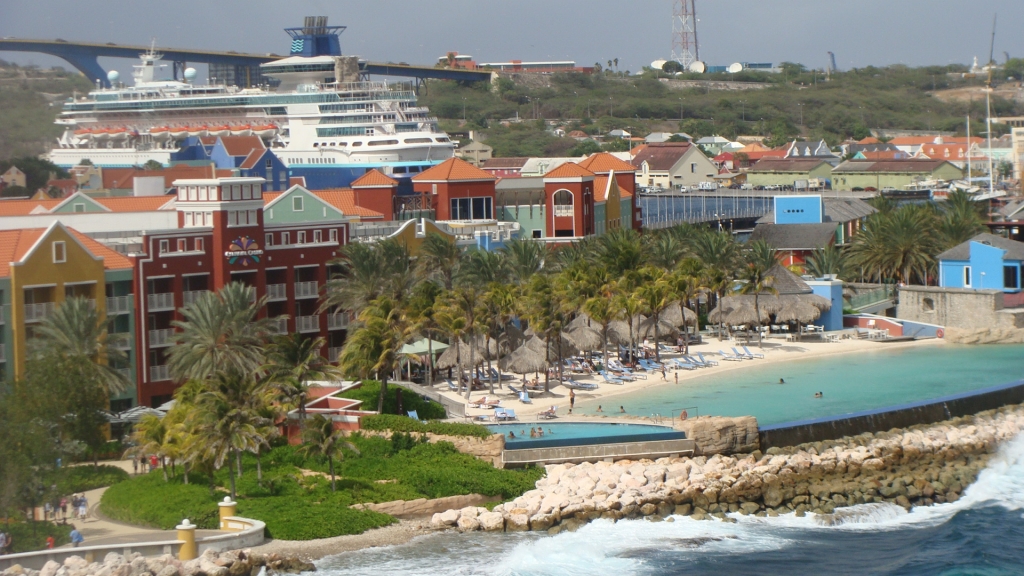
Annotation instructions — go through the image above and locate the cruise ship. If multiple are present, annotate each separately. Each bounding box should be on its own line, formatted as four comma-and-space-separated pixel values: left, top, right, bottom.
49, 18, 455, 189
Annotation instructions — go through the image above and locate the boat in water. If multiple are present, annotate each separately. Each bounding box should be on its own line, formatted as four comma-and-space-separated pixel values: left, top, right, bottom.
49, 17, 455, 189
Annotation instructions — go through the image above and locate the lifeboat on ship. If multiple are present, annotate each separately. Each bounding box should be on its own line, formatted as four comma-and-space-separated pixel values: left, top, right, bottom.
230, 124, 252, 137
149, 126, 171, 142
208, 125, 231, 138
252, 124, 278, 139
108, 128, 129, 143
188, 125, 209, 138
169, 126, 190, 140
91, 128, 111, 142
73, 128, 93, 141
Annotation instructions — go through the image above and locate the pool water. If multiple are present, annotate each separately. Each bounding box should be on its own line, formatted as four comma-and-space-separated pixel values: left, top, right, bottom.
575, 344, 1024, 426
487, 422, 686, 450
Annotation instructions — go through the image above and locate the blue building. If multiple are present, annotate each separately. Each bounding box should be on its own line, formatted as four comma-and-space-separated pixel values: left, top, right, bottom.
937, 233, 1024, 293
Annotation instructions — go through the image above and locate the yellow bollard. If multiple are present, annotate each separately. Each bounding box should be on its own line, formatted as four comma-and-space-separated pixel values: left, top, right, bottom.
218, 496, 238, 531
176, 519, 197, 561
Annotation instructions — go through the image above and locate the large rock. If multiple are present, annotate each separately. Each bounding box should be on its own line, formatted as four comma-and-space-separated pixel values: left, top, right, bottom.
156, 566, 180, 576
675, 416, 759, 455
479, 511, 505, 532
506, 513, 530, 531
457, 515, 481, 532
39, 561, 61, 576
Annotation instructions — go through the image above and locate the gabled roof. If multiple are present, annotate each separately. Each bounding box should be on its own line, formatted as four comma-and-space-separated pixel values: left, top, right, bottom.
630, 142, 694, 171
218, 136, 266, 157
748, 158, 832, 173
239, 148, 267, 170
0, 194, 173, 216
832, 159, 958, 173
350, 170, 398, 188
577, 152, 636, 174
264, 189, 385, 219
758, 197, 876, 224
937, 233, 1024, 262
481, 157, 529, 170
749, 223, 837, 251
0, 198, 62, 216
856, 151, 906, 160
412, 158, 496, 182
0, 223, 132, 277
103, 165, 220, 190
998, 199, 1024, 220
543, 162, 595, 179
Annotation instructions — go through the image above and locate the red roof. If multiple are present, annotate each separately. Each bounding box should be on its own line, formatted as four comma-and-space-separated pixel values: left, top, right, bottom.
576, 152, 636, 174
858, 137, 881, 144
218, 136, 266, 157
917, 143, 968, 160
630, 142, 694, 171
412, 158, 496, 182
544, 162, 595, 179
351, 170, 399, 188
889, 136, 984, 146
0, 225, 132, 277
102, 165, 220, 190
94, 196, 174, 212
263, 189, 384, 220
239, 149, 266, 170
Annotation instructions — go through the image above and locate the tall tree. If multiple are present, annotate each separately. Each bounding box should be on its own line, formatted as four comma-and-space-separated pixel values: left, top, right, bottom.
339, 296, 413, 412
263, 333, 342, 430
298, 415, 359, 492
635, 268, 677, 361
737, 264, 777, 348
417, 233, 463, 290
34, 296, 131, 394
500, 237, 546, 284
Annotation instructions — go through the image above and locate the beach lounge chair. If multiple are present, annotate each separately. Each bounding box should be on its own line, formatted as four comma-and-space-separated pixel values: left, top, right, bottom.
564, 379, 599, 391
599, 372, 626, 385
638, 359, 664, 371
504, 408, 519, 420
407, 410, 422, 422
494, 407, 510, 421
539, 406, 558, 419
732, 347, 755, 359
507, 384, 522, 397
518, 391, 532, 404
718, 349, 745, 361
666, 359, 697, 370
742, 346, 765, 359
697, 352, 719, 366
683, 355, 708, 368
446, 378, 465, 392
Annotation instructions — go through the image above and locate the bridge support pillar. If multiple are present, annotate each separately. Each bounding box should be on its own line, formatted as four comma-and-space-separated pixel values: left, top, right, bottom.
60, 52, 109, 87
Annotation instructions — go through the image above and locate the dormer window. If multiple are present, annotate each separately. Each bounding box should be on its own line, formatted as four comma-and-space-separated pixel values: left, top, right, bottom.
293, 196, 304, 212
52, 241, 66, 263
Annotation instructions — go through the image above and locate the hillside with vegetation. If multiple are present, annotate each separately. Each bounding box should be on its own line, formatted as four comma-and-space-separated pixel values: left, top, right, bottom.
422, 63, 1024, 157
0, 61, 93, 159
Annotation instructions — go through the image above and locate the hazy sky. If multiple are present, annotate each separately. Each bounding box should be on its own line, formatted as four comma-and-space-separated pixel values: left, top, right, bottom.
1, 0, 1021, 77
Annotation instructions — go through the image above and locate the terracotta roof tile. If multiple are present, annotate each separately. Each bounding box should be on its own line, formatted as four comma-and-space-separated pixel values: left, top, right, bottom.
543, 162, 595, 179
239, 149, 266, 170
70, 229, 133, 270
218, 136, 266, 157
351, 170, 399, 188
0, 226, 132, 277
94, 196, 175, 212
576, 152, 636, 174
0, 199, 61, 216
412, 158, 496, 182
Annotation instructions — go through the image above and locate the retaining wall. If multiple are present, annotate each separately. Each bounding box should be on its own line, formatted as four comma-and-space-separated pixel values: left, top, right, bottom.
501, 438, 696, 467
759, 379, 1024, 450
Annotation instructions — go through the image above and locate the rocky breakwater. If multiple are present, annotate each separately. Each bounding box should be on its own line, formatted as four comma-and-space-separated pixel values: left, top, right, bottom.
430, 405, 1024, 533
1, 549, 314, 576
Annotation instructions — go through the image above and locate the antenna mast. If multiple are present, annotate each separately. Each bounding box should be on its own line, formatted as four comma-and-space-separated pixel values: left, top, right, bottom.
671, 0, 699, 68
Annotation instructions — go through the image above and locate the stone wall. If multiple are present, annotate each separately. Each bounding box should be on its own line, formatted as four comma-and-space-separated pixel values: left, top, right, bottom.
897, 285, 1024, 330
352, 493, 501, 518
673, 416, 759, 455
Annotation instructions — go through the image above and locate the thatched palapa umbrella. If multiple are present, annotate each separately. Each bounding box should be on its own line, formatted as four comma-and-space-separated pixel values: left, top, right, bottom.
435, 339, 481, 370
499, 344, 549, 375
567, 325, 602, 352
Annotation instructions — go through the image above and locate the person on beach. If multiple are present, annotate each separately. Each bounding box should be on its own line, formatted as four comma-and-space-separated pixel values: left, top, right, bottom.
60, 497, 67, 521
569, 389, 576, 414
149, 454, 158, 472
70, 527, 84, 548
681, 410, 688, 420
46, 535, 55, 549
132, 455, 139, 475
675, 373, 679, 385
661, 367, 667, 380
78, 495, 88, 520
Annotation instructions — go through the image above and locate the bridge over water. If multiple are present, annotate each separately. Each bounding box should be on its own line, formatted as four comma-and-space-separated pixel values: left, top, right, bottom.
640, 192, 772, 229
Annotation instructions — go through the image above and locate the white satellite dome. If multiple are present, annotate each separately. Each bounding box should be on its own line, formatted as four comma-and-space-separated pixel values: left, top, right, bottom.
650, 59, 667, 70
726, 62, 744, 74
688, 61, 706, 74
106, 70, 120, 84
183, 67, 198, 83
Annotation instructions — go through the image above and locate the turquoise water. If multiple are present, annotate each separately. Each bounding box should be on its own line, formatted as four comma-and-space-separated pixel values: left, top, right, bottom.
487, 422, 684, 448
575, 344, 1024, 426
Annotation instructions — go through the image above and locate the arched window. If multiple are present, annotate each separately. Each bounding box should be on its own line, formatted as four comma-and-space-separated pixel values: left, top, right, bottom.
553, 189, 574, 217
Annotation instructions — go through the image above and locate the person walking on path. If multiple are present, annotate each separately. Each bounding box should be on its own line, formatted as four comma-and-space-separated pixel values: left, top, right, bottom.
60, 497, 67, 522
149, 454, 158, 473
0, 531, 7, 555
69, 527, 84, 548
45, 535, 55, 549
3, 531, 12, 555
132, 456, 139, 475
568, 389, 576, 414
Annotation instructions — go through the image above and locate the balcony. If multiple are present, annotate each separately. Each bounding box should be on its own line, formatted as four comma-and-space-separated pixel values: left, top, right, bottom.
24, 302, 56, 323
110, 335, 132, 350
0, 347, 6, 362
147, 293, 175, 312
183, 290, 211, 306
327, 313, 349, 330
296, 315, 320, 333
116, 367, 132, 380
553, 204, 575, 217
268, 317, 288, 334
150, 365, 170, 382
267, 284, 287, 302
106, 295, 133, 315
328, 347, 342, 362
148, 328, 176, 348
294, 281, 319, 299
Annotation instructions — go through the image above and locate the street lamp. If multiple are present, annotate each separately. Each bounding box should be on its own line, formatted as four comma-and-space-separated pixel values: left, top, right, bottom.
678, 97, 684, 121
739, 100, 746, 122
462, 97, 466, 121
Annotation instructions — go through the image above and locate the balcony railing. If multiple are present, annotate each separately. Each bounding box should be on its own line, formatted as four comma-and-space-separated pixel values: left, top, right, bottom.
268, 317, 288, 334
294, 281, 319, 299
106, 295, 133, 315
110, 334, 132, 350
147, 293, 175, 311
150, 365, 170, 382
328, 347, 342, 362
116, 367, 132, 380
553, 204, 575, 217
296, 315, 320, 333
267, 284, 287, 302
148, 328, 175, 347
327, 313, 349, 330
182, 290, 211, 306
0, 347, 6, 362
24, 302, 56, 323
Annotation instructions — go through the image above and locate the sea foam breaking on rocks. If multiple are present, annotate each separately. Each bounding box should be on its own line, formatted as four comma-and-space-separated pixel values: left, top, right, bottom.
431, 405, 1024, 533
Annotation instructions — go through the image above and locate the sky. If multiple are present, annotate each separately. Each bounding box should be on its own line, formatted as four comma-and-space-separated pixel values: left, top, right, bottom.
1, 0, 1021, 78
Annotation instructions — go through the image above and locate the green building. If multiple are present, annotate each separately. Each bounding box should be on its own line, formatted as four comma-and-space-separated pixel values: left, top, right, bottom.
831, 159, 964, 190
746, 159, 834, 189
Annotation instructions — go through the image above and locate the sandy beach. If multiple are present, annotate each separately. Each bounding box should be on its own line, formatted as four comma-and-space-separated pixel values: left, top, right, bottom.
436, 335, 945, 420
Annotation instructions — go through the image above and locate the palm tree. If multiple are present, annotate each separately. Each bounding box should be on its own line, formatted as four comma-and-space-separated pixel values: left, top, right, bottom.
613, 286, 644, 365
34, 296, 131, 394
737, 264, 777, 348
500, 237, 545, 284
126, 414, 170, 481
647, 232, 687, 270
582, 284, 619, 370
667, 268, 700, 352
298, 414, 358, 492
635, 268, 677, 362
433, 301, 468, 390
480, 283, 517, 392
339, 296, 413, 412
263, 333, 342, 430
405, 281, 443, 387
461, 248, 509, 286
805, 245, 849, 279
939, 190, 986, 248
595, 228, 646, 276
167, 283, 270, 383
417, 233, 462, 290
321, 240, 415, 315
690, 229, 741, 273
849, 204, 938, 284
746, 240, 780, 271
446, 287, 484, 399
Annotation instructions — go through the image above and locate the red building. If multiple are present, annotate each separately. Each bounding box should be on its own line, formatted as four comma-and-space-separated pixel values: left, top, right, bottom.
412, 158, 497, 221
577, 152, 641, 231
543, 163, 595, 238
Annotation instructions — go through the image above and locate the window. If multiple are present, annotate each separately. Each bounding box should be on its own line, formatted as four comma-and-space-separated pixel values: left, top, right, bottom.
282, 232, 290, 245
178, 188, 187, 201
552, 189, 574, 217
73, 203, 86, 213
52, 241, 66, 263
922, 297, 935, 312
449, 197, 493, 220
198, 186, 208, 201
159, 239, 169, 254
232, 185, 241, 200
293, 196, 304, 211
314, 230, 322, 243
195, 238, 204, 252
208, 186, 218, 201
177, 239, 186, 252
265, 158, 273, 169
329, 229, 338, 243
185, 212, 194, 227
964, 266, 972, 287
690, 162, 697, 173
265, 233, 273, 247
532, 229, 543, 239
248, 210, 257, 225
1006, 265, 1020, 290
228, 211, 238, 226
297, 231, 307, 244
242, 185, 251, 200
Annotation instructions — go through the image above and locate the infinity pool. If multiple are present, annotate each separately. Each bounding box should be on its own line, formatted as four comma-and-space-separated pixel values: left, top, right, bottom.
487, 422, 686, 450
575, 344, 1024, 426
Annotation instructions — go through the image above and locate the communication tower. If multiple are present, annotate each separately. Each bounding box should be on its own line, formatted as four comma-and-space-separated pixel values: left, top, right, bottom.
671, 0, 699, 69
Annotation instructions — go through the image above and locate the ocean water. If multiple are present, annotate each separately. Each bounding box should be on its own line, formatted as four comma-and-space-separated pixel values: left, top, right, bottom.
318, 432, 1024, 575
575, 344, 1024, 426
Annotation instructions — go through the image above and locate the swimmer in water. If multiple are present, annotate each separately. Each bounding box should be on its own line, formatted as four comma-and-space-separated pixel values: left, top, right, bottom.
508, 431, 516, 439
779, 378, 786, 384
620, 406, 626, 413
814, 391, 823, 398
548, 429, 554, 435
596, 405, 603, 412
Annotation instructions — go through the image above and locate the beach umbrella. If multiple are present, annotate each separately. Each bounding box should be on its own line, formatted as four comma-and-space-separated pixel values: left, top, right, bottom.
499, 344, 549, 375
638, 315, 680, 340
399, 338, 449, 356
661, 302, 698, 327
775, 299, 823, 324
435, 339, 483, 370
567, 325, 603, 351
568, 313, 593, 330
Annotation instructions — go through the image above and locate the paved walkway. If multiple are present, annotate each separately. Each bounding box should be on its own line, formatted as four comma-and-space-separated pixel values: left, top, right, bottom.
55, 460, 224, 548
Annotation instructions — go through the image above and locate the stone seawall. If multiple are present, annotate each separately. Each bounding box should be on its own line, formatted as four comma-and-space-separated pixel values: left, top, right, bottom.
431, 404, 1024, 534
352, 494, 500, 518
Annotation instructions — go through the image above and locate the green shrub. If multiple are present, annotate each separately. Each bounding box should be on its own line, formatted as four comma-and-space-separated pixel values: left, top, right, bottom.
53, 464, 129, 494
4, 521, 70, 553
236, 496, 394, 540
360, 414, 492, 439
343, 381, 447, 419
100, 473, 219, 529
